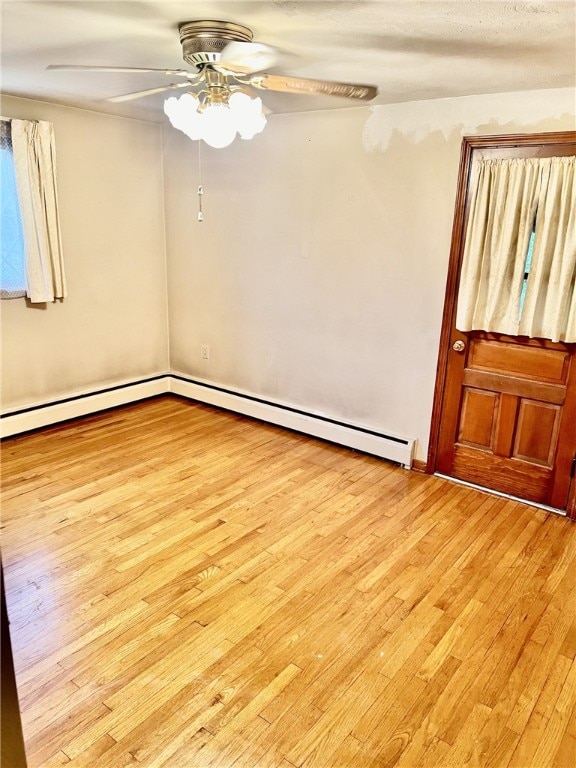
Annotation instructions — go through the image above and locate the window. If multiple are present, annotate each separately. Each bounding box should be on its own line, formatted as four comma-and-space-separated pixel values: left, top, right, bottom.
1, 118, 67, 303
0, 120, 27, 299
519, 223, 535, 320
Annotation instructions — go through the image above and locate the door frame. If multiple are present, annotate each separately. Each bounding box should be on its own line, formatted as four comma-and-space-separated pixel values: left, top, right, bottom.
427, 131, 576, 517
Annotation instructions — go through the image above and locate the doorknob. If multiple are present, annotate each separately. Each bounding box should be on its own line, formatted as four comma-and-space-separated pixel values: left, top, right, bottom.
452, 340, 466, 353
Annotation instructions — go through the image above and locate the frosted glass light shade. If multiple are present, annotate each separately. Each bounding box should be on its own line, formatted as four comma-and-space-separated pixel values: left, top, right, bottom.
200, 103, 237, 148
164, 91, 267, 148
228, 92, 267, 140
164, 93, 203, 140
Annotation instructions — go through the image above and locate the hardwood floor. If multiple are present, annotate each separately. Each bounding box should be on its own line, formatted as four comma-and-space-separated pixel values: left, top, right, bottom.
1, 395, 575, 768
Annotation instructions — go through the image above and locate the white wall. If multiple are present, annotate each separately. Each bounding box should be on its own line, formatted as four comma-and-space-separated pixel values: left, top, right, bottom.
163, 88, 576, 462
2, 89, 573, 461
0, 96, 169, 410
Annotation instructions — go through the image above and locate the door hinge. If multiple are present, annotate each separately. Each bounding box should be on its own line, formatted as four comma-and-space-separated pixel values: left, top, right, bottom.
571, 455, 576, 479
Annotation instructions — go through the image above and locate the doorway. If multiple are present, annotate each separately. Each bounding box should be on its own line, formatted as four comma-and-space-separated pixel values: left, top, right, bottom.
428, 132, 576, 518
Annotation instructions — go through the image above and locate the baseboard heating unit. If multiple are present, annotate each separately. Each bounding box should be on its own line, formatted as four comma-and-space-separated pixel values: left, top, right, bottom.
1, 374, 416, 468
0, 377, 168, 438
170, 375, 415, 468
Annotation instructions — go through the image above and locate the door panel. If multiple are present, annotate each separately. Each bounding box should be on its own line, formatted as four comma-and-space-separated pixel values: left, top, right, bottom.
451, 445, 552, 501
513, 400, 560, 466
469, 340, 570, 381
458, 388, 498, 448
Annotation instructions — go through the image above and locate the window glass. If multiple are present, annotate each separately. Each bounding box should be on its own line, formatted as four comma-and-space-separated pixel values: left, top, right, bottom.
1, 121, 26, 298
519, 224, 535, 319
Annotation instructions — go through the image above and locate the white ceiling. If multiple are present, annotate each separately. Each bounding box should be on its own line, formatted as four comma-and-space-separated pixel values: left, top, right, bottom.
1, 0, 575, 122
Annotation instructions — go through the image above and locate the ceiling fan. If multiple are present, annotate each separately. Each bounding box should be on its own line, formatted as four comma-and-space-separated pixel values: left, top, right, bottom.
48, 20, 378, 148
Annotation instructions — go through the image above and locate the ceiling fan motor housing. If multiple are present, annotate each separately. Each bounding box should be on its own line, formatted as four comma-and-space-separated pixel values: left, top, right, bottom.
179, 20, 253, 69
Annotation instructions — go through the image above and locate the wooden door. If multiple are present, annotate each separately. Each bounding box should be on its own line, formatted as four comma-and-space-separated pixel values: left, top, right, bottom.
429, 132, 576, 517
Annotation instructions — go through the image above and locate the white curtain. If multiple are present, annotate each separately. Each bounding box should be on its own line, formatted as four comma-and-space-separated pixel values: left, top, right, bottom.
456, 156, 576, 343
11, 119, 66, 303
519, 157, 576, 342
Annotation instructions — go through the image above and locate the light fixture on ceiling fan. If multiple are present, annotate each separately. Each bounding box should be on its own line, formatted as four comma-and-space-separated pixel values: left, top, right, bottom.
48, 20, 378, 149
163, 66, 267, 149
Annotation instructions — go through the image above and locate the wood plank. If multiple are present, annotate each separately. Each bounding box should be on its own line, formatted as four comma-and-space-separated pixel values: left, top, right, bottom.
463, 368, 566, 404
452, 444, 551, 502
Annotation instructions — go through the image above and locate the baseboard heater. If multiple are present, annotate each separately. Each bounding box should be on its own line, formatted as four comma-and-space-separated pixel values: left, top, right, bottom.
1, 374, 415, 468
170, 375, 415, 468
0, 376, 169, 438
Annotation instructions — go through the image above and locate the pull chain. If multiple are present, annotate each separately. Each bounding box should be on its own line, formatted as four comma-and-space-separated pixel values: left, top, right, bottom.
197, 140, 204, 222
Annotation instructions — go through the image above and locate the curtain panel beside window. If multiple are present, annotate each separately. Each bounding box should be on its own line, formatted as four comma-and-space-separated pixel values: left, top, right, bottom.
11, 119, 66, 303
456, 156, 575, 343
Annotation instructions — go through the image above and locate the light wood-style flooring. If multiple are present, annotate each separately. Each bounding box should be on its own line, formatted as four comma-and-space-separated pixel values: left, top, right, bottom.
1, 396, 575, 767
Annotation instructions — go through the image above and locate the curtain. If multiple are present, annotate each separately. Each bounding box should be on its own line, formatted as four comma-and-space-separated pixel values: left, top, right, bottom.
456, 156, 576, 343
519, 157, 576, 342
456, 158, 542, 336
11, 119, 66, 303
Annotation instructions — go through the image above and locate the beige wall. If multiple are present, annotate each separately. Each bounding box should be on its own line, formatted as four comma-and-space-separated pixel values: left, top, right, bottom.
2, 89, 574, 461
164, 88, 576, 461
1, 95, 169, 409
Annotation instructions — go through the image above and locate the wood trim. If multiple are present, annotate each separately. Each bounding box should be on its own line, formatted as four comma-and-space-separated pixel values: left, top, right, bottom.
426, 136, 474, 472
427, 130, 576, 474
456, 131, 576, 151
411, 459, 427, 473
549, 352, 576, 511
568, 476, 576, 521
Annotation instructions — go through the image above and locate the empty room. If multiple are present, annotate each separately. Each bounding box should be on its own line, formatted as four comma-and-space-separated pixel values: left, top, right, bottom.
1, 1, 575, 766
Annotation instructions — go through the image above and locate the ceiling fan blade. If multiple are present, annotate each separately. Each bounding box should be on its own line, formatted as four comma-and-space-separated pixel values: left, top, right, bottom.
106, 82, 190, 103
47, 64, 190, 76
248, 74, 377, 101
217, 41, 280, 74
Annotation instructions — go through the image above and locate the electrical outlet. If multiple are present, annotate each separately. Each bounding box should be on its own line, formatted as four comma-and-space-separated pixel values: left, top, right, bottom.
201, 344, 210, 360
